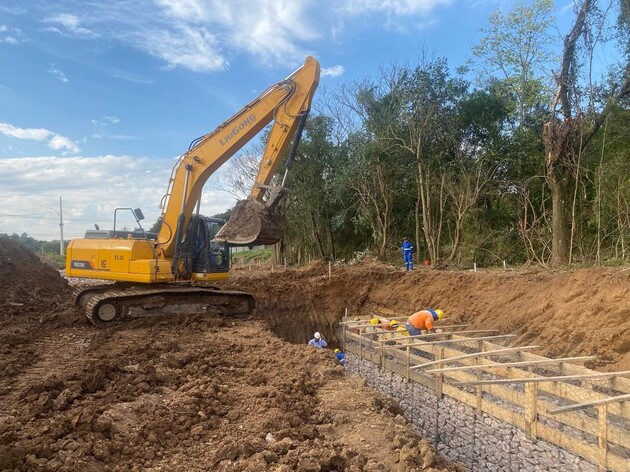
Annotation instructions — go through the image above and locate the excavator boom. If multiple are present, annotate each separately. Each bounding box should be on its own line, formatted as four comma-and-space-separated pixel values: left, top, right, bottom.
158, 56, 320, 254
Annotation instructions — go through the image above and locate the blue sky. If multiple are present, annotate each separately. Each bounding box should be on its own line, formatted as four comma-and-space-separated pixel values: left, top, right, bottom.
0, 0, 599, 240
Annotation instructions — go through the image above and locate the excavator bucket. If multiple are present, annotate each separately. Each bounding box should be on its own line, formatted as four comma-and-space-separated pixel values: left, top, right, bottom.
214, 199, 284, 246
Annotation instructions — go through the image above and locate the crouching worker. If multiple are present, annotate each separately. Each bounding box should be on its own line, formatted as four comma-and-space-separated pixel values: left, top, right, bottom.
405, 309, 444, 336
308, 332, 327, 349
334, 348, 346, 366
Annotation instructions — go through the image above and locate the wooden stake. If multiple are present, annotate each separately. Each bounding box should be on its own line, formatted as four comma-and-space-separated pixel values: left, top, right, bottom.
598, 404, 608, 472
406, 346, 410, 381
476, 339, 483, 415
525, 382, 538, 439
342, 308, 347, 351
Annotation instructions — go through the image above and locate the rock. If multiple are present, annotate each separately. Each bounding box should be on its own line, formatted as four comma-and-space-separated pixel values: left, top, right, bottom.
398, 445, 418, 465
269, 437, 294, 456
297, 456, 321, 472
265, 432, 276, 443
190, 424, 204, 436
393, 414, 407, 426
262, 450, 279, 464
91, 441, 110, 462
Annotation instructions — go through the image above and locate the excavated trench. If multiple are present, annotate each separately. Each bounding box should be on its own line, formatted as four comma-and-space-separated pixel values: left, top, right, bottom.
225, 262, 630, 372
223, 263, 630, 472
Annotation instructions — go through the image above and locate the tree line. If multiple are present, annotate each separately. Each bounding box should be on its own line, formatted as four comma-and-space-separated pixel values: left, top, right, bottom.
264, 0, 630, 267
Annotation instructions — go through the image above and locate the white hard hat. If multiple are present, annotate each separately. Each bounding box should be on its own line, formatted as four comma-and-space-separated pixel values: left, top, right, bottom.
314, 332, 321, 339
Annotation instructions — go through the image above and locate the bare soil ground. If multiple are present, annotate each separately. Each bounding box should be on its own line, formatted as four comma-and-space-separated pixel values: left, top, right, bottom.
1, 234, 628, 470
0, 236, 458, 471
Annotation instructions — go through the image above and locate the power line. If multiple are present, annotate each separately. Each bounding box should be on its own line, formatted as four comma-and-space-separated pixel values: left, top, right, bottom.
0, 214, 142, 223
0, 214, 58, 220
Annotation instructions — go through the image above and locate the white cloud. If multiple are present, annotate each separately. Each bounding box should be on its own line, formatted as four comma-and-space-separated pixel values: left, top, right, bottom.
0, 122, 51, 141
48, 65, 69, 83
35, 0, 451, 73
226, 1, 319, 65
104, 115, 120, 125
38, 0, 318, 71
343, 0, 453, 15
91, 115, 121, 128
321, 65, 345, 77
154, 0, 212, 23
48, 135, 80, 153
132, 25, 227, 72
0, 24, 23, 44
0, 155, 237, 240
0, 122, 79, 154
44, 13, 98, 38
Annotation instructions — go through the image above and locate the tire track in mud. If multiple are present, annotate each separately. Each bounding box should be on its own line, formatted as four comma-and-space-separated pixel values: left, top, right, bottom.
0, 329, 93, 416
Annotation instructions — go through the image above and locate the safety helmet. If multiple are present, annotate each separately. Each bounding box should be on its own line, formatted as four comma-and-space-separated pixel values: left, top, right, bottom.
389, 320, 399, 328
334, 348, 340, 354
436, 309, 444, 320
369, 318, 379, 325
314, 332, 321, 339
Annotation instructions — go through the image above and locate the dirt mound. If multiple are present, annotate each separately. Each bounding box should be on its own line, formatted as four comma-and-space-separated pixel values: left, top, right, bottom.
0, 316, 458, 471
0, 236, 82, 389
0, 235, 72, 318
225, 264, 630, 371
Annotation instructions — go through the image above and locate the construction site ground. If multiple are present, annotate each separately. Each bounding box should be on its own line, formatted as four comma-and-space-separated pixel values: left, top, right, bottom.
1, 235, 629, 471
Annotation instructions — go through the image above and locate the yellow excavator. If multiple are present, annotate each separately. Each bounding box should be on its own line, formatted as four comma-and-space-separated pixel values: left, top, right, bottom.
66, 56, 320, 324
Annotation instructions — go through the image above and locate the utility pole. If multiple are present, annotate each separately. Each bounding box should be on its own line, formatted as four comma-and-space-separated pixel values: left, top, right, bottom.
58, 196, 64, 256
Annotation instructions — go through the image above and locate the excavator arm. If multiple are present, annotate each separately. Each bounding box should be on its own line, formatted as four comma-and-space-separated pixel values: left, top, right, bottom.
157, 56, 320, 258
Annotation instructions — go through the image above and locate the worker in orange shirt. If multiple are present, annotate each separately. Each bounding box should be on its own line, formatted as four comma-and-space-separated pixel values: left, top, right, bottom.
405, 309, 444, 336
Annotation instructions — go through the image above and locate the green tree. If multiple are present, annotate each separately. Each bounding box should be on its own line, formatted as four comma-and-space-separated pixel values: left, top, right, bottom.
543, 0, 630, 265
472, 0, 556, 127
392, 58, 468, 265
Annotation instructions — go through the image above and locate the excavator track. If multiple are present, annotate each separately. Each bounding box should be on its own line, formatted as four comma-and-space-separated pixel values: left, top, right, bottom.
75, 285, 254, 326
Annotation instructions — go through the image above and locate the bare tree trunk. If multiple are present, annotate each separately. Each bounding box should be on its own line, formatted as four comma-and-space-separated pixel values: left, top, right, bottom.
568, 133, 583, 264
595, 119, 608, 263
310, 213, 326, 259
414, 197, 421, 262
548, 167, 571, 265
327, 220, 336, 261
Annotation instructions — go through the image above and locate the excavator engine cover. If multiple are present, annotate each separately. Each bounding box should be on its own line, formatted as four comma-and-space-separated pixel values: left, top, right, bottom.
214, 199, 284, 246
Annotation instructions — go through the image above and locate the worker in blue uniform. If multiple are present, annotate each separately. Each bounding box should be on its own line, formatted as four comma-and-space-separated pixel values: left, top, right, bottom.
334, 348, 346, 366
402, 237, 414, 271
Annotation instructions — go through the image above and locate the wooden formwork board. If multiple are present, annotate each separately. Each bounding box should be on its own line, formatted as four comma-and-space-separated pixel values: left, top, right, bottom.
547, 393, 630, 415
343, 328, 630, 469
424, 356, 596, 374
349, 330, 630, 419
476, 339, 630, 395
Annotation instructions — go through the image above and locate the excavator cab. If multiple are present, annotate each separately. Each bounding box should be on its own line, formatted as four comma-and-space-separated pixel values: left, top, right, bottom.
178, 215, 231, 280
